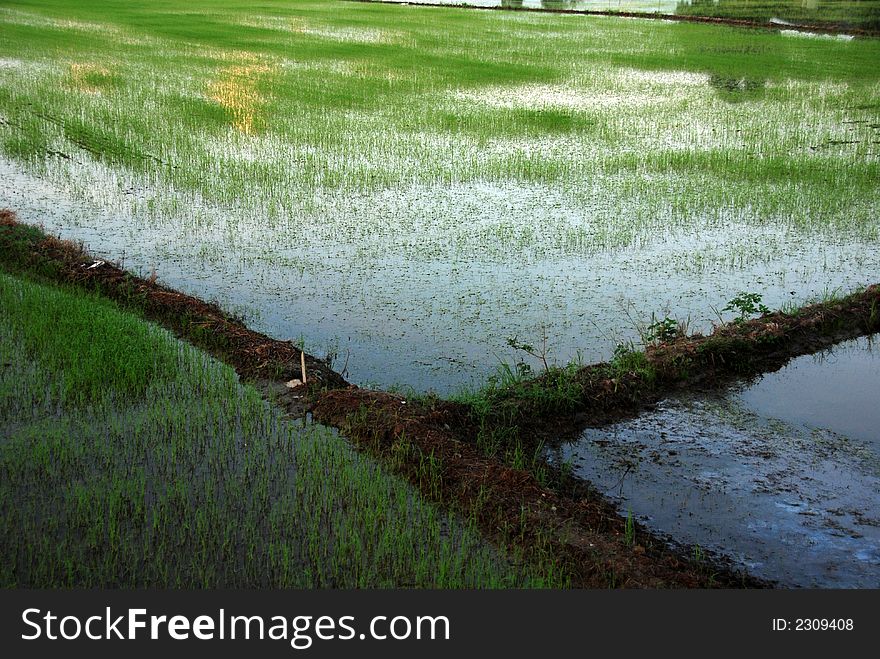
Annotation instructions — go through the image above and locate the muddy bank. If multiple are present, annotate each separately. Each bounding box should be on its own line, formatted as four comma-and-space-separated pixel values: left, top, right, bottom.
448, 284, 879, 459
308, 293, 879, 586
1, 212, 764, 586
306, 274, 879, 587
309, 387, 762, 587
556, 364, 880, 588
0, 210, 347, 405
5, 212, 877, 587
349, 1, 880, 38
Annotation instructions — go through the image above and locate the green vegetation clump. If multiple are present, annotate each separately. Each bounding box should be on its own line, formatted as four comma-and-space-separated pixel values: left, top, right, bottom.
723, 291, 771, 321
0, 273, 546, 587
0, 272, 177, 403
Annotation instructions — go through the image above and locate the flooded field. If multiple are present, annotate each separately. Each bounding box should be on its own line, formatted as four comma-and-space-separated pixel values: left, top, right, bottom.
552, 336, 880, 587
1, 0, 878, 393
1, 0, 878, 589
4, 154, 878, 393
739, 334, 880, 446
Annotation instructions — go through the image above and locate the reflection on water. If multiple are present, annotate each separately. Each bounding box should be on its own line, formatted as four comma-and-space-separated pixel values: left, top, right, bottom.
736, 335, 880, 447
539, 1, 581, 8
554, 336, 880, 587
380, 0, 880, 29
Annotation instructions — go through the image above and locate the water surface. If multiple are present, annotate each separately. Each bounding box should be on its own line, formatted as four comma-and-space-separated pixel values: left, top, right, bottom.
3, 156, 878, 394
552, 336, 880, 587
737, 335, 880, 447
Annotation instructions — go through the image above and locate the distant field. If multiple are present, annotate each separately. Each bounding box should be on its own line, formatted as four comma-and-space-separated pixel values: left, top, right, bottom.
372, 1, 880, 30
675, 1, 880, 29
0, 0, 877, 391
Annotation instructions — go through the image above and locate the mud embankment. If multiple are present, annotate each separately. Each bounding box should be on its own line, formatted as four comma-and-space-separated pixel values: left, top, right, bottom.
467, 285, 880, 447
0, 210, 346, 402
4, 210, 877, 587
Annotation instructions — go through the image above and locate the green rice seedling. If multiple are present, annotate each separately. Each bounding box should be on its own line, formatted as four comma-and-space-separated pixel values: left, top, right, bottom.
0, 0, 877, 395
610, 342, 657, 382
624, 508, 636, 547
0, 272, 561, 588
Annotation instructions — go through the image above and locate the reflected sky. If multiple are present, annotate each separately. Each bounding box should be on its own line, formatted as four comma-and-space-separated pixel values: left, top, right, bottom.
554, 342, 880, 588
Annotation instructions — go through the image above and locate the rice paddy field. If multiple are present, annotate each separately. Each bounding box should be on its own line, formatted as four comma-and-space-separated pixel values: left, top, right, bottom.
0, 0, 878, 392
1, 0, 879, 588
0, 270, 552, 587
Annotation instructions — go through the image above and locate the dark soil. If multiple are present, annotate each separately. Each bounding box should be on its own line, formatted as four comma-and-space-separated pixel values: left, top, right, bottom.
469, 285, 880, 448
4, 210, 876, 588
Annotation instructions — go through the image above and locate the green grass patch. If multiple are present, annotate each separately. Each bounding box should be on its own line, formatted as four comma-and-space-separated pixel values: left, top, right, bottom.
0, 272, 549, 587
0, 275, 177, 404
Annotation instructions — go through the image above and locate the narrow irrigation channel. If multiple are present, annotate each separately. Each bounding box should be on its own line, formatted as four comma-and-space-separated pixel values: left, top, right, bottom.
2, 211, 878, 587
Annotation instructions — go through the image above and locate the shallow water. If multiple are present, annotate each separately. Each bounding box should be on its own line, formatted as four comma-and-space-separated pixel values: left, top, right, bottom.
737, 335, 880, 447
552, 336, 880, 587
3, 156, 879, 394
377, 0, 679, 12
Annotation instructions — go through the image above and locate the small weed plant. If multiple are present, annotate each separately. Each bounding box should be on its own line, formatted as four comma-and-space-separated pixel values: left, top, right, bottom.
723, 292, 771, 321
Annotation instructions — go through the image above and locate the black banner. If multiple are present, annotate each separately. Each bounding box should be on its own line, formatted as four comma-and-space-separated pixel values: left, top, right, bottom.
1, 590, 875, 656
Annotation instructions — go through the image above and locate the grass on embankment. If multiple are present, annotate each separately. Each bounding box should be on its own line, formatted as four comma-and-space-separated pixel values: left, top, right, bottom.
0, 215, 856, 587
0, 271, 557, 587
452, 285, 880, 460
